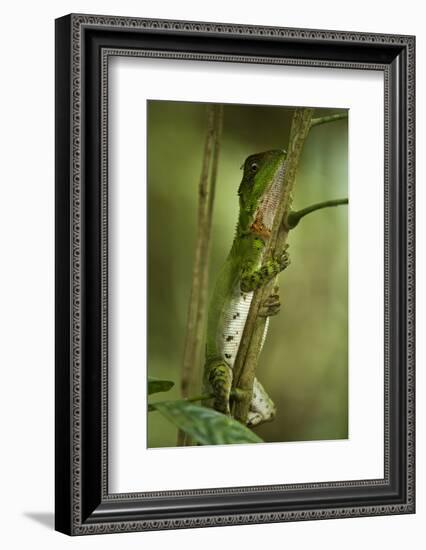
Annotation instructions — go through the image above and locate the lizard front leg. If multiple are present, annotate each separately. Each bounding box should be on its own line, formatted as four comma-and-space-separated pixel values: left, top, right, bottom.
204, 359, 233, 416
241, 246, 290, 293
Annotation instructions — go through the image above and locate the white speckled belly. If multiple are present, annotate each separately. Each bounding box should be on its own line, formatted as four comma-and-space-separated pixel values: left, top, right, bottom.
221, 288, 269, 367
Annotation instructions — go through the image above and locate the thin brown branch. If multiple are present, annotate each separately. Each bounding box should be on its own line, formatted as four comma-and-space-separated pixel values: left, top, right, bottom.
178, 104, 224, 445
287, 198, 348, 228
231, 108, 314, 424
310, 112, 348, 128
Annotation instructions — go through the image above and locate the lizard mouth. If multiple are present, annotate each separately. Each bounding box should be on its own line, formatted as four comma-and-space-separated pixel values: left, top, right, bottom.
250, 162, 286, 237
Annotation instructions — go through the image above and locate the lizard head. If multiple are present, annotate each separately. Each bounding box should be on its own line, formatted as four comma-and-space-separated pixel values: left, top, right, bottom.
238, 149, 287, 238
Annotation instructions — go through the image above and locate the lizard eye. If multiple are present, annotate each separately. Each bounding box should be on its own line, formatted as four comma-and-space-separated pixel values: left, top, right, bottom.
250, 162, 259, 173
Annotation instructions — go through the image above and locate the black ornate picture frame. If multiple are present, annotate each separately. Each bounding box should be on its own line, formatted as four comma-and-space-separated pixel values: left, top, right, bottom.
55, 13, 415, 535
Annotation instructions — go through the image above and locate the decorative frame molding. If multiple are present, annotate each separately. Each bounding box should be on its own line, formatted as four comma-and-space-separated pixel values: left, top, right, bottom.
55, 13, 415, 535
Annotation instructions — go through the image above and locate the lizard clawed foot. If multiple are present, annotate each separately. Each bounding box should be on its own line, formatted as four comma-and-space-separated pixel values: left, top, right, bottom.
259, 292, 281, 317
278, 245, 290, 271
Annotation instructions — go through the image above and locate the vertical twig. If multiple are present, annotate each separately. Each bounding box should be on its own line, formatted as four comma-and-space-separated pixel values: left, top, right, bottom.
178, 104, 224, 445
231, 108, 314, 423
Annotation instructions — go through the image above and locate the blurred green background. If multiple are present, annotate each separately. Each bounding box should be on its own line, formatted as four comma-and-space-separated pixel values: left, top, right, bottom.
147, 101, 348, 448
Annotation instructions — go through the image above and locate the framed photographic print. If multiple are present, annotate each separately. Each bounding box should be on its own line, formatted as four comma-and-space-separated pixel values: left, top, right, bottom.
55, 14, 415, 535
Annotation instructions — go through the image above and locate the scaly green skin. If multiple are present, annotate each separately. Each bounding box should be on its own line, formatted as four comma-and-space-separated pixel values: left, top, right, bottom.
203, 149, 289, 426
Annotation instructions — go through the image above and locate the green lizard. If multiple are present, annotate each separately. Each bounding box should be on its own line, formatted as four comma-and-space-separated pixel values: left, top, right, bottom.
203, 149, 289, 427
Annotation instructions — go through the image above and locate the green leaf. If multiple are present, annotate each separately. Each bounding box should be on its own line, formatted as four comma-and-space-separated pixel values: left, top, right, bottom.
148, 377, 175, 395
151, 400, 263, 445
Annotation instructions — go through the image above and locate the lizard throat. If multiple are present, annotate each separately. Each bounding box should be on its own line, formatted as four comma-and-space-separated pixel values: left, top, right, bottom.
250, 163, 285, 236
